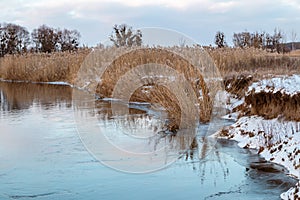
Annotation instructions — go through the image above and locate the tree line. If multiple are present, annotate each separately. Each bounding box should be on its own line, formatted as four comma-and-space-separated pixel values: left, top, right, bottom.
111, 24, 295, 54
0, 22, 296, 57
0, 23, 80, 57
215, 29, 292, 53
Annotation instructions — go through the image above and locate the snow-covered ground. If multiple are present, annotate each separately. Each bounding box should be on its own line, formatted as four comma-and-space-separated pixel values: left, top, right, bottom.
217, 116, 300, 199
248, 74, 300, 96
216, 116, 300, 198
217, 74, 300, 199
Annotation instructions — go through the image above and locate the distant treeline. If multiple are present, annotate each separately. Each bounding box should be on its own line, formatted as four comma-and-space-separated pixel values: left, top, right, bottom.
215, 29, 299, 53
0, 23, 80, 57
1, 22, 299, 58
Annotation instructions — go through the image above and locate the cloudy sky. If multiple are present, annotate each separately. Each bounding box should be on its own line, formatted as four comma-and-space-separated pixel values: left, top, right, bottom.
1, 0, 300, 46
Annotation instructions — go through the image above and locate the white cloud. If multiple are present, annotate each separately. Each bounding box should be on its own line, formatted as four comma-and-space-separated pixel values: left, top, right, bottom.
281, 0, 300, 9
208, 1, 238, 13
0, 0, 300, 46
94, 0, 203, 10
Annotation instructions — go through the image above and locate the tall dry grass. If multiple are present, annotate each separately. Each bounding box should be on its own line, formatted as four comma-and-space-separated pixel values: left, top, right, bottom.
1, 47, 299, 83
1, 46, 299, 130
207, 47, 300, 78
0, 50, 90, 83
78, 48, 218, 130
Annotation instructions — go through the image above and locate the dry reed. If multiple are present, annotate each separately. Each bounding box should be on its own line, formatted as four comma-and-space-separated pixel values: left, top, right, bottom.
1, 46, 299, 129
0, 50, 90, 83
92, 47, 215, 126
207, 47, 300, 78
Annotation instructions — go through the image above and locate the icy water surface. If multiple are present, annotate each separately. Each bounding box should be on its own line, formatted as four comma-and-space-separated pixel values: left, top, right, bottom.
0, 82, 297, 200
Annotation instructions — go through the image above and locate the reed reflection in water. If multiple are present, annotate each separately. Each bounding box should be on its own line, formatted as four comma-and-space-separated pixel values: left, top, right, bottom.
73, 87, 227, 173
0, 82, 72, 113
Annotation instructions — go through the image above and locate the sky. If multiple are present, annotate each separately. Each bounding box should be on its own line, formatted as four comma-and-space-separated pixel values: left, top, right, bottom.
1, 0, 300, 46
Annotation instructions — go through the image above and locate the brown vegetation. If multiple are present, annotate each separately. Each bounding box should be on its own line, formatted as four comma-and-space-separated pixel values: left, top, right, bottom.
0, 49, 90, 83
94, 48, 212, 129
207, 47, 300, 78
245, 91, 300, 121
223, 74, 253, 97
1, 47, 299, 84
1, 46, 300, 129
289, 49, 300, 57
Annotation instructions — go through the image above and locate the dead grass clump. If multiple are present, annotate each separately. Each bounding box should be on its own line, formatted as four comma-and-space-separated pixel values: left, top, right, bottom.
223, 74, 253, 97
95, 47, 212, 124
130, 85, 182, 131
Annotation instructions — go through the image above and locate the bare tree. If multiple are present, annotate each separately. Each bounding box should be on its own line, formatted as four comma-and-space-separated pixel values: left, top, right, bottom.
265, 33, 273, 50
250, 32, 264, 49
0, 23, 30, 56
232, 29, 287, 53
233, 32, 251, 48
32, 25, 80, 53
57, 29, 80, 52
109, 24, 142, 47
291, 30, 297, 51
272, 28, 283, 53
214, 31, 227, 48
31, 25, 59, 53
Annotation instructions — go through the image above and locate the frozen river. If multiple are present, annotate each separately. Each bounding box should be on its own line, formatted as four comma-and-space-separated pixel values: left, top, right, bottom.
0, 82, 297, 200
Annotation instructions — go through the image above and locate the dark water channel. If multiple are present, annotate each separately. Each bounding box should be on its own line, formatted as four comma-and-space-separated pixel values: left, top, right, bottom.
0, 82, 297, 200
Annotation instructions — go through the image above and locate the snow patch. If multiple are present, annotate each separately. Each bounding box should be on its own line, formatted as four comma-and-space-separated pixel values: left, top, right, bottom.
248, 74, 300, 96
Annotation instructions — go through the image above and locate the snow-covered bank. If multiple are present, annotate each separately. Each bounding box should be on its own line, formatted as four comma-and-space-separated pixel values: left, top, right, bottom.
245, 74, 300, 121
281, 181, 300, 199
218, 74, 300, 199
217, 116, 300, 174
248, 74, 300, 96
216, 116, 300, 199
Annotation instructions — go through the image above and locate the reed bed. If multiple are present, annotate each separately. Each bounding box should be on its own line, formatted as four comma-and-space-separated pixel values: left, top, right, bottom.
1, 47, 299, 83
207, 47, 300, 78
1, 46, 299, 129
0, 49, 90, 83
92, 47, 214, 126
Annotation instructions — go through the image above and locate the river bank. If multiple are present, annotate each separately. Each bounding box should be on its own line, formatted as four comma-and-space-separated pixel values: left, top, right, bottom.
218, 74, 300, 199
